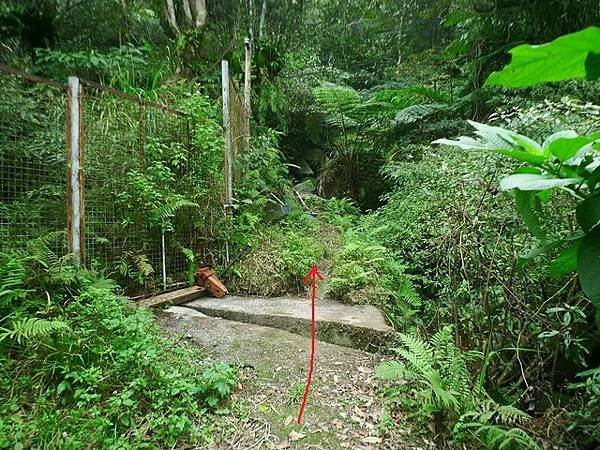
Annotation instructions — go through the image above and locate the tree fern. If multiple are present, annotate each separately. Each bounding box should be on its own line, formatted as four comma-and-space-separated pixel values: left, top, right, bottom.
394, 103, 449, 125
313, 83, 361, 116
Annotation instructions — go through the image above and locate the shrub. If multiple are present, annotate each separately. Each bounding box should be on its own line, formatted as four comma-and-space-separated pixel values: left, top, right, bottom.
376, 327, 541, 449
327, 229, 420, 328
229, 213, 331, 296
0, 249, 235, 449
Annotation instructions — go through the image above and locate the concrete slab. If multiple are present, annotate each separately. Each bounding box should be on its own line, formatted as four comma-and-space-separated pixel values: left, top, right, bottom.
183, 295, 395, 351
163, 305, 209, 317
138, 286, 206, 308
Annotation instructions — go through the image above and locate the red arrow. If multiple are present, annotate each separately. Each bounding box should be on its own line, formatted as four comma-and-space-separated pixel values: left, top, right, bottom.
297, 264, 324, 424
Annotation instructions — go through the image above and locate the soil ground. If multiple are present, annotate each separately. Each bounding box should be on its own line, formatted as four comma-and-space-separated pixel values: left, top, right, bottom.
157, 307, 434, 450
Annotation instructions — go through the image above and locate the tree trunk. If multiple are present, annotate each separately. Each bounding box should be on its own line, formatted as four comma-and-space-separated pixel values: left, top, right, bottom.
258, 0, 267, 40
182, 0, 193, 25
192, 0, 207, 28
166, 0, 180, 35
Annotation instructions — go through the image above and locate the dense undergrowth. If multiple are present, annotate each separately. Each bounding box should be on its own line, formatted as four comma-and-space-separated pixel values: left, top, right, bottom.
0, 245, 235, 449
3, 2, 600, 449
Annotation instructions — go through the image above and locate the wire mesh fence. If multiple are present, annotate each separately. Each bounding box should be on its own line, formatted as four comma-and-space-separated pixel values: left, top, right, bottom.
228, 79, 246, 182
81, 83, 198, 292
0, 65, 228, 295
0, 68, 68, 256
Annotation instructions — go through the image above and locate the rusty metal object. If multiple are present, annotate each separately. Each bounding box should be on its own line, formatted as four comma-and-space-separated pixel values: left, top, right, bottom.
196, 266, 228, 298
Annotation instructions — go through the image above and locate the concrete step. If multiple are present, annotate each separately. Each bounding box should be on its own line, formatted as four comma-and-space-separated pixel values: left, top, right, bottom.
183, 295, 395, 352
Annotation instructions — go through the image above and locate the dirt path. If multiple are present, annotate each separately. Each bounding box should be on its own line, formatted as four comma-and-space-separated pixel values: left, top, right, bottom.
157, 308, 433, 450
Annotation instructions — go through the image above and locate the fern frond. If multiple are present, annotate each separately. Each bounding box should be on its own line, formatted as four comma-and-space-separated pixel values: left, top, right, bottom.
398, 332, 434, 371
425, 369, 460, 411
375, 360, 406, 380
394, 103, 449, 125
150, 197, 199, 227
0, 317, 69, 344
458, 422, 541, 450
134, 254, 154, 277
473, 400, 531, 426
314, 83, 361, 115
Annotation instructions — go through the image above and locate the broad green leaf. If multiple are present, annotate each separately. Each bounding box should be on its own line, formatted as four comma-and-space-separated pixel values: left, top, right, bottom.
433, 136, 494, 150
542, 130, 578, 152
495, 149, 547, 165
546, 136, 594, 162
514, 166, 542, 175
576, 194, 600, 232
434, 121, 544, 160
468, 120, 542, 154
537, 190, 552, 203
499, 174, 582, 191
549, 241, 580, 278
586, 165, 600, 190
519, 233, 582, 261
577, 227, 600, 308
485, 27, 600, 88
514, 190, 545, 239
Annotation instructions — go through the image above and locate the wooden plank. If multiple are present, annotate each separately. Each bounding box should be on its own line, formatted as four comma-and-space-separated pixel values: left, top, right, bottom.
138, 286, 207, 308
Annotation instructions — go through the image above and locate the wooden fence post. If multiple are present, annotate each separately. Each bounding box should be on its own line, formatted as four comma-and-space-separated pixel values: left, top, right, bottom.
67, 76, 85, 265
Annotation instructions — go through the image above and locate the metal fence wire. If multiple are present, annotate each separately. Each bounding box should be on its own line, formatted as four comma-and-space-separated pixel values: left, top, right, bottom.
0, 69, 68, 256
81, 83, 196, 292
228, 79, 246, 181
0, 65, 227, 295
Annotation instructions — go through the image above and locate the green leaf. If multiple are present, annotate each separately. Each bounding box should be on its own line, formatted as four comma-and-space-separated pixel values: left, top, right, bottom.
578, 227, 600, 308
485, 27, 600, 88
514, 190, 545, 239
494, 149, 547, 165
433, 121, 543, 156
576, 194, 600, 232
537, 190, 552, 203
546, 136, 594, 162
549, 242, 580, 278
499, 174, 582, 191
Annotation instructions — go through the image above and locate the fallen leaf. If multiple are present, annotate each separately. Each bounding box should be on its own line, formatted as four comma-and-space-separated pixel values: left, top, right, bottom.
354, 406, 366, 417
362, 436, 382, 444
289, 431, 306, 442
275, 440, 290, 449
258, 403, 269, 413
333, 375, 339, 383
284, 416, 294, 426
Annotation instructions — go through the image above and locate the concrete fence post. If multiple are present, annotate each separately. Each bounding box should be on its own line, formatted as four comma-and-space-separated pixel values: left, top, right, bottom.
243, 37, 252, 152
67, 76, 85, 265
221, 60, 233, 211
